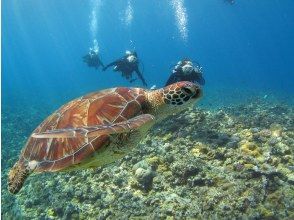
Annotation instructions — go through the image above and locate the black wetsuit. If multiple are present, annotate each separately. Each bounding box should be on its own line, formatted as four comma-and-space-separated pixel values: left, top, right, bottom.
103, 55, 147, 87
165, 61, 205, 86
83, 53, 104, 69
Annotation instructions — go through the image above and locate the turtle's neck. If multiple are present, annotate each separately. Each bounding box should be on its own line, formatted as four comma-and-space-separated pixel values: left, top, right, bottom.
145, 89, 172, 121
145, 89, 163, 113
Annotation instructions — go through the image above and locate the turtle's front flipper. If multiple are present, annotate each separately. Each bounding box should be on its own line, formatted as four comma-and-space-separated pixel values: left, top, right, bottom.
32, 114, 155, 139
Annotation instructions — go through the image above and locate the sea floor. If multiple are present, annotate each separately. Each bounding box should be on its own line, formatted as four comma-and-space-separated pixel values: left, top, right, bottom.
1, 97, 294, 219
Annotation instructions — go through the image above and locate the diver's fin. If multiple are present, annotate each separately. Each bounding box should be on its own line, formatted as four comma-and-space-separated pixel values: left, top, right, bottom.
32, 114, 155, 139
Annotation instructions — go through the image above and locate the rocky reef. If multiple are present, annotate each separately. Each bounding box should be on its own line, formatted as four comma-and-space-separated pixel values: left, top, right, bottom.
1, 99, 294, 219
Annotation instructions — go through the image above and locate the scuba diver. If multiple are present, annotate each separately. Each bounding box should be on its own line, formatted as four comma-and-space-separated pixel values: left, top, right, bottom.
83, 48, 104, 70
103, 51, 148, 87
165, 59, 205, 86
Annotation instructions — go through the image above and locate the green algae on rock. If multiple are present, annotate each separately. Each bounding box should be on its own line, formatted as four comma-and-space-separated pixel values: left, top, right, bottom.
2, 100, 294, 219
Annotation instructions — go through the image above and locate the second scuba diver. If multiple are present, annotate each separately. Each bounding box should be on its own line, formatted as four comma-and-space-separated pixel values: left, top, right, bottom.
165, 59, 205, 86
103, 51, 148, 87
83, 48, 105, 70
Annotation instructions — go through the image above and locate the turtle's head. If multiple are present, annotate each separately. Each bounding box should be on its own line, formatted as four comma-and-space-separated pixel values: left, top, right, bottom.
162, 81, 202, 106
146, 81, 202, 119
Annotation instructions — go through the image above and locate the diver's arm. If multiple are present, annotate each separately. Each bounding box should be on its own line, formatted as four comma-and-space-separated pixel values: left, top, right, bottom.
82, 54, 89, 62
99, 58, 105, 68
103, 60, 118, 71
135, 67, 147, 87
165, 73, 179, 86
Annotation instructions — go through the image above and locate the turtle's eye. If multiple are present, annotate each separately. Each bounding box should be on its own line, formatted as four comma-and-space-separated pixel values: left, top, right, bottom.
182, 87, 193, 96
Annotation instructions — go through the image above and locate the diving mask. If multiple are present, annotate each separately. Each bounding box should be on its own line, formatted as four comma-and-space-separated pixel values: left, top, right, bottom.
182, 64, 194, 75
127, 55, 137, 63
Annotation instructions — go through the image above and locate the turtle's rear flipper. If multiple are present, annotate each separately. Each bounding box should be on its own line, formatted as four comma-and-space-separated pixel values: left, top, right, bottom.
32, 114, 155, 139
8, 162, 31, 194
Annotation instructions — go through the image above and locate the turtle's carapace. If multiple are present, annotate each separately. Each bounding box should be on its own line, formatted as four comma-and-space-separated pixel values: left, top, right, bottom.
8, 81, 202, 194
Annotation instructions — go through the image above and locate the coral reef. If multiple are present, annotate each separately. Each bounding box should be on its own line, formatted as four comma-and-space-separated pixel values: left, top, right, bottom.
1, 99, 294, 219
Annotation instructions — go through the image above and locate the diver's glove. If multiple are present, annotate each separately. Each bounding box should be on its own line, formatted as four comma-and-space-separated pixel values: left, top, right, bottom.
150, 85, 156, 90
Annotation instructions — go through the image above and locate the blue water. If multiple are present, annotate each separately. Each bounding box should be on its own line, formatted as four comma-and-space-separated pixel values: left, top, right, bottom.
1, 1, 294, 218
3, 0, 294, 110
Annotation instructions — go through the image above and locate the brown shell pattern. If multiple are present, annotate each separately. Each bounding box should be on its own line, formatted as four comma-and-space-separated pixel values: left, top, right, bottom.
19, 87, 146, 172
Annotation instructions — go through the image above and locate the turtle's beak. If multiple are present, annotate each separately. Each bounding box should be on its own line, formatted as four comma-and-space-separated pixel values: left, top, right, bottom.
193, 83, 202, 99
182, 83, 202, 100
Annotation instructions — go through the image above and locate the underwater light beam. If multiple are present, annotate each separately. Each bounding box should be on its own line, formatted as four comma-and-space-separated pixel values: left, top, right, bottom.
170, 0, 189, 42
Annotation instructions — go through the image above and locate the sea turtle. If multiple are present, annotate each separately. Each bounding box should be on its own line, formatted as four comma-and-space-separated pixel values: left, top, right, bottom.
8, 81, 202, 194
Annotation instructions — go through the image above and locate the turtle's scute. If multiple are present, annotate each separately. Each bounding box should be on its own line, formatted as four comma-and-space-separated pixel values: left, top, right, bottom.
121, 101, 142, 119
19, 87, 146, 171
